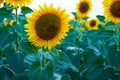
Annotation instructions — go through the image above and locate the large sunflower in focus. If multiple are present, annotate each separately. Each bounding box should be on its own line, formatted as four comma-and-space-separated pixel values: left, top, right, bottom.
86, 18, 100, 30
102, 0, 120, 24
76, 0, 92, 18
25, 4, 70, 50
5, 0, 33, 8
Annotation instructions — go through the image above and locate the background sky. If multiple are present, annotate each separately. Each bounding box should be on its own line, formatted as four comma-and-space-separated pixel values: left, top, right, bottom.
30, 0, 103, 18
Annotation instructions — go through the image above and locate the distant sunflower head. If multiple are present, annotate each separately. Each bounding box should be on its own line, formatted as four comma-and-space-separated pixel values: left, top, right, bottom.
80, 27, 85, 30
86, 18, 100, 30
25, 4, 70, 50
4, 19, 15, 26
102, 0, 120, 24
5, 0, 33, 8
0, 0, 3, 4
76, 0, 92, 18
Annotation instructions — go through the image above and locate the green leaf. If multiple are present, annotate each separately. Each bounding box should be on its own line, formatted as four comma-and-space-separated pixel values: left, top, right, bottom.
27, 51, 54, 80
96, 15, 105, 22
49, 48, 59, 65
56, 42, 78, 54
67, 52, 82, 70
84, 65, 104, 80
13, 23, 26, 37
18, 14, 27, 25
71, 75, 88, 80
82, 17, 89, 20
87, 30, 116, 42
29, 61, 40, 71
7, 53, 26, 74
91, 55, 104, 66
58, 50, 75, 69
71, 12, 76, 17
11, 73, 28, 80
98, 67, 119, 80
0, 57, 2, 65
28, 67, 52, 80
21, 7, 33, 15
0, 66, 14, 80
69, 20, 82, 28
45, 63, 54, 80
19, 41, 38, 54
104, 22, 116, 29
24, 54, 38, 68
82, 47, 101, 67
61, 74, 71, 80
108, 44, 120, 67
0, 27, 17, 49
1, 43, 16, 59
0, 7, 14, 22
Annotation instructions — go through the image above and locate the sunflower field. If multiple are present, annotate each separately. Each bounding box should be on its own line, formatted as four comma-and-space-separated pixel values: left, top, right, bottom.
0, 0, 120, 80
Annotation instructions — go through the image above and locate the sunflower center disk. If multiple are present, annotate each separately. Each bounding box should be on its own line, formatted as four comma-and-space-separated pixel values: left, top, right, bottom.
90, 20, 96, 27
79, 2, 89, 13
110, 1, 120, 18
35, 14, 61, 40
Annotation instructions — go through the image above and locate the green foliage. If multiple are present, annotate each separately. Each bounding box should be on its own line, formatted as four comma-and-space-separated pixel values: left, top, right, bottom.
0, 4, 14, 22
21, 7, 33, 15
96, 15, 105, 23
29, 67, 52, 80
0, 3, 120, 80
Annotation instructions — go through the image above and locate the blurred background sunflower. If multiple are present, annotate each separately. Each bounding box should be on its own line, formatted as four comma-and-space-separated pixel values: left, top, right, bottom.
5, 0, 33, 8
4, 19, 15, 26
102, 0, 120, 24
0, 0, 3, 4
76, 0, 92, 19
25, 4, 70, 50
30, 0, 103, 18
86, 18, 100, 30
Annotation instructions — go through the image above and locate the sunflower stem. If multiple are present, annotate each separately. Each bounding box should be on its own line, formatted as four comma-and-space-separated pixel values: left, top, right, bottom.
39, 49, 45, 68
15, 8, 19, 23
116, 25, 120, 51
41, 52, 45, 67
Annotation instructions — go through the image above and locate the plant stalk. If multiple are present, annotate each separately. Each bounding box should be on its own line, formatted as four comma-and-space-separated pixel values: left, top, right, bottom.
15, 8, 18, 23
117, 25, 120, 51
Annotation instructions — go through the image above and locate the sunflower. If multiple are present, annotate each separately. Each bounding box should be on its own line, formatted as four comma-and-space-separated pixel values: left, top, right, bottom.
5, 0, 33, 8
80, 25, 86, 30
102, 0, 120, 24
4, 19, 15, 26
76, 0, 92, 18
0, 0, 3, 4
86, 18, 100, 30
25, 4, 70, 50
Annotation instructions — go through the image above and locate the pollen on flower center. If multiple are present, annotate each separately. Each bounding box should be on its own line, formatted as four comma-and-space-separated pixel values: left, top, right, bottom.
79, 1, 89, 13
90, 20, 96, 27
35, 14, 61, 40
110, 1, 120, 18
